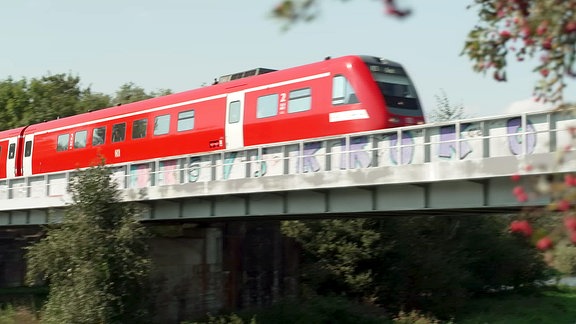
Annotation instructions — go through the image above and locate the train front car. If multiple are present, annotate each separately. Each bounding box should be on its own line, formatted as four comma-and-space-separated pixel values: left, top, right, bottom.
358, 56, 425, 128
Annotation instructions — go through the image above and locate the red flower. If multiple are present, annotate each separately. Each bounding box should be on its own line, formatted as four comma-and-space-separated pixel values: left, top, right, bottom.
510, 220, 533, 237
565, 174, 576, 186
564, 216, 576, 231
511, 173, 521, 182
557, 199, 571, 212
570, 231, 576, 244
512, 186, 528, 202
536, 21, 548, 35
536, 237, 554, 251
500, 30, 512, 39
516, 192, 528, 202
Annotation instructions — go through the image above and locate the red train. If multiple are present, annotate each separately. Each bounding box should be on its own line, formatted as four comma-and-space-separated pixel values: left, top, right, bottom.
0, 55, 425, 179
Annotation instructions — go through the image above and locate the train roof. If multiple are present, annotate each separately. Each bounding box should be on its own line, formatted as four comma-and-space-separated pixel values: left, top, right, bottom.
218, 67, 277, 83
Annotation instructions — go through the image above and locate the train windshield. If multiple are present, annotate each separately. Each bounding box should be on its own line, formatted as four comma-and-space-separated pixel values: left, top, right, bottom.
369, 65, 420, 110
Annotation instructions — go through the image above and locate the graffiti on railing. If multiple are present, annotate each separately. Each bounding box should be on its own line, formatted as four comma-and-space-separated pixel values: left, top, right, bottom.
507, 117, 537, 155
2, 113, 569, 196
118, 115, 553, 188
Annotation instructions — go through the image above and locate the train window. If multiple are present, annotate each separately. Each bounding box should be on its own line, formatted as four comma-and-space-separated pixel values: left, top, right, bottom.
288, 88, 312, 113
332, 75, 359, 105
57, 134, 69, 152
132, 118, 148, 139
74, 130, 87, 149
154, 115, 170, 135
8, 143, 15, 159
228, 101, 241, 123
177, 110, 195, 132
92, 127, 106, 146
112, 123, 126, 143
257, 94, 278, 118
371, 71, 419, 109
24, 141, 32, 157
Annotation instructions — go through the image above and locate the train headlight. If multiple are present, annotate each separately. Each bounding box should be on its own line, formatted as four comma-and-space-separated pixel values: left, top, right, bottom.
388, 117, 400, 123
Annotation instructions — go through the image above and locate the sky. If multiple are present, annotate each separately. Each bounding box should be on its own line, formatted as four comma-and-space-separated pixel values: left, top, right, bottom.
0, 0, 574, 119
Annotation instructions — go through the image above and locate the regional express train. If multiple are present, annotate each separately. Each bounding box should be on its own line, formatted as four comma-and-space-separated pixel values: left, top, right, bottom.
0, 55, 425, 179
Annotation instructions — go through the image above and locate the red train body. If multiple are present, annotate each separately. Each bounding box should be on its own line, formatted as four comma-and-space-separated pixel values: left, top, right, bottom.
0, 55, 425, 179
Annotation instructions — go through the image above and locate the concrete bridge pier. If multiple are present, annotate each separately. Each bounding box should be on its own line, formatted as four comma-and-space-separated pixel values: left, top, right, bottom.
149, 220, 299, 323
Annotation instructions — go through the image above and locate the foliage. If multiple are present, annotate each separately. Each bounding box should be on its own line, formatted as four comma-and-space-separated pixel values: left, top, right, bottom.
392, 310, 452, 324
0, 73, 111, 131
189, 295, 386, 324
271, 0, 410, 27
25, 164, 152, 324
282, 215, 549, 317
111, 82, 172, 106
429, 90, 468, 122
551, 240, 576, 275
463, 0, 576, 103
271, 0, 576, 104
282, 218, 382, 296
188, 313, 256, 324
508, 107, 576, 261
0, 74, 173, 131
456, 286, 576, 323
0, 305, 39, 324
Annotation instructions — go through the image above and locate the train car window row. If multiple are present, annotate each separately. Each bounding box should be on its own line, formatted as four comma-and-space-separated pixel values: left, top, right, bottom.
52, 109, 197, 152
255, 86, 313, 119
332, 75, 359, 105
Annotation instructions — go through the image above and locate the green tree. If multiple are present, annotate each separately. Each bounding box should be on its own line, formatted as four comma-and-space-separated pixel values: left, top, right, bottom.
112, 82, 151, 105
272, 0, 576, 104
429, 90, 468, 122
0, 73, 112, 130
25, 164, 151, 324
282, 215, 548, 316
111, 82, 173, 106
27, 73, 86, 124
0, 77, 30, 130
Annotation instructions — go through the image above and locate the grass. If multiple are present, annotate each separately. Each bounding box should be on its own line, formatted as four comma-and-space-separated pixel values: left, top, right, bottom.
191, 287, 576, 324
3, 286, 576, 323
456, 286, 576, 324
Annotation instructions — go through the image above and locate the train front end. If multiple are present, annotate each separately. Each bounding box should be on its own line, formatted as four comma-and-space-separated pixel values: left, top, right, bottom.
360, 56, 425, 127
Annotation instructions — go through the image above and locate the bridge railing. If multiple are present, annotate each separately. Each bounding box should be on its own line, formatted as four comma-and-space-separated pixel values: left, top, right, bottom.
0, 109, 574, 211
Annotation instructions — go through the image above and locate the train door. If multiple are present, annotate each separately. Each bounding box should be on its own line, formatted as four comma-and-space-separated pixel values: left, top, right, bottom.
6, 137, 17, 179
22, 134, 34, 176
225, 92, 245, 149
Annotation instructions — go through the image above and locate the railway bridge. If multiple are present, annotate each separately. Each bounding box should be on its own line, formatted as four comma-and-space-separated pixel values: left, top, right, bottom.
0, 109, 574, 224
1, 109, 575, 321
